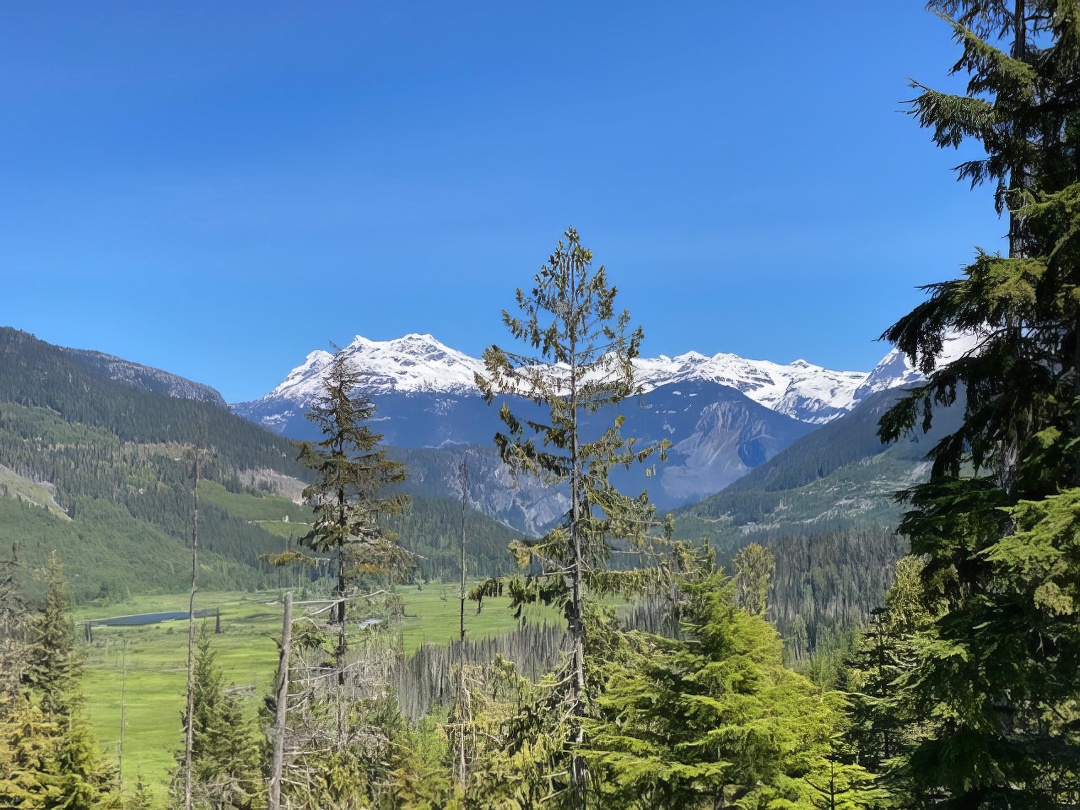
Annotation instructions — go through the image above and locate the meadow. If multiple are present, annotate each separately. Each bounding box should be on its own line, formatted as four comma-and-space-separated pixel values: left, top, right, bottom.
75, 585, 552, 799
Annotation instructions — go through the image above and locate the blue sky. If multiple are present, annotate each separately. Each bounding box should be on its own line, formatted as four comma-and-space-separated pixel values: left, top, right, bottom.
0, 2, 1001, 402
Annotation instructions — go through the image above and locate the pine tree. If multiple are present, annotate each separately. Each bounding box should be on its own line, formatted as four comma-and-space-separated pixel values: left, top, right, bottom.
127, 773, 155, 810
841, 557, 934, 799
477, 227, 668, 805
172, 627, 263, 810
24, 552, 80, 718
879, 1, 1080, 803
274, 351, 413, 807
0, 697, 65, 806
297, 348, 408, 668
0, 543, 27, 714
0, 556, 118, 809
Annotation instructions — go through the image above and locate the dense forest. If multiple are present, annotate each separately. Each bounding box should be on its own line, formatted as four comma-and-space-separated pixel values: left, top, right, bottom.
0, 328, 527, 601
5, 1, 1080, 807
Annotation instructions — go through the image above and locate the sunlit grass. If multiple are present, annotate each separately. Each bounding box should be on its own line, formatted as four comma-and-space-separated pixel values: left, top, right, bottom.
77, 584, 557, 800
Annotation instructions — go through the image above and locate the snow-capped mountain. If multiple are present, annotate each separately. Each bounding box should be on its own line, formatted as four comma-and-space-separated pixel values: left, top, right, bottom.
633, 352, 868, 424
852, 332, 982, 403
266, 334, 486, 406
236, 333, 874, 429
230, 331, 972, 533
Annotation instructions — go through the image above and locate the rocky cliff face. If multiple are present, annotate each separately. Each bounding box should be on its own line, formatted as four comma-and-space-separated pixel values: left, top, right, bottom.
233, 333, 875, 432
231, 332, 969, 534
63, 348, 227, 407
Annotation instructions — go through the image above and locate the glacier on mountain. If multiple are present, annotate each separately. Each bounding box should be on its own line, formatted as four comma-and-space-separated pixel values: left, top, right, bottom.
235, 331, 979, 429
242, 333, 872, 424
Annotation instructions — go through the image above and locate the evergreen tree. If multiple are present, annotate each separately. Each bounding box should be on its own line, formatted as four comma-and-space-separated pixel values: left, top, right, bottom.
0, 697, 66, 806
127, 773, 155, 810
0, 557, 118, 809
584, 567, 883, 809
24, 553, 80, 718
477, 227, 668, 804
277, 356, 415, 807
0, 543, 27, 713
172, 626, 263, 810
731, 541, 774, 617
879, 1, 1080, 803
841, 557, 935, 799
297, 348, 408, 667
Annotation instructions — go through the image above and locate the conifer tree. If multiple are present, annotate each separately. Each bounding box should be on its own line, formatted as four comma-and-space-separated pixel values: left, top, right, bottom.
297, 348, 408, 668
585, 565, 882, 809
0, 556, 118, 809
25, 553, 80, 718
841, 557, 934, 797
477, 227, 667, 804
880, 1, 1080, 803
274, 349, 413, 807
127, 773, 155, 810
0, 543, 27, 713
731, 542, 774, 617
172, 627, 263, 810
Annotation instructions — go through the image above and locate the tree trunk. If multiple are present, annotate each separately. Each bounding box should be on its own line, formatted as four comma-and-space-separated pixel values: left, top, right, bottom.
1001, 0, 1028, 495
568, 268, 587, 806
269, 591, 292, 810
118, 641, 126, 797
183, 445, 200, 810
460, 458, 468, 644
457, 457, 469, 792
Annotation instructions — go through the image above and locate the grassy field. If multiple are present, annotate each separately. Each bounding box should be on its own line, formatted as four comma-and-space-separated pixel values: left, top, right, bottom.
76, 585, 554, 801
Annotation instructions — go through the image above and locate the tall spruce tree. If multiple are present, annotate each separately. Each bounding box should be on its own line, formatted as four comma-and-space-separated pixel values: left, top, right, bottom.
172, 627, 263, 810
477, 227, 667, 806
0, 555, 118, 810
585, 566, 883, 810
25, 553, 80, 718
841, 557, 935, 797
298, 348, 408, 668
880, 1, 1080, 804
277, 348, 413, 807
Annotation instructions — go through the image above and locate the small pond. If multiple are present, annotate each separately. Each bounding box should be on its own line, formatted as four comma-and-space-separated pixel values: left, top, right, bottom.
90, 609, 214, 627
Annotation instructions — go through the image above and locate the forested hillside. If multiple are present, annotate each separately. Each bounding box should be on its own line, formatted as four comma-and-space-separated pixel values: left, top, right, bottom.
672, 387, 963, 550
387, 497, 521, 581
0, 329, 521, 601
0, 329, 311, 599
662, 384, 967, 664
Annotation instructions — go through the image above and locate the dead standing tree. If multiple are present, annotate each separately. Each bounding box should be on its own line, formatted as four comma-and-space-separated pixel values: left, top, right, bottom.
273, 592, 403, 806
182, 437, 202, 810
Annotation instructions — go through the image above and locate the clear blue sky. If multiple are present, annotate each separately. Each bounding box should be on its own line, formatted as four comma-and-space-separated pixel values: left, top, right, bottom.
0, 2, 1001, 403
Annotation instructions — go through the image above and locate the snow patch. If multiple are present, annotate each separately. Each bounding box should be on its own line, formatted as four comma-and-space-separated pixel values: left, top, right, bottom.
235, 331, 977, 427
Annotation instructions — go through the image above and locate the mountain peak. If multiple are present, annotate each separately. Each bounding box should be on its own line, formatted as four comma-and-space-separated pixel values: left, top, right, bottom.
265, 333, 484, 403
854, 332, 981, 402
349, 332, 445, 349
238, 332, 959, 428
632, 350, 869, 424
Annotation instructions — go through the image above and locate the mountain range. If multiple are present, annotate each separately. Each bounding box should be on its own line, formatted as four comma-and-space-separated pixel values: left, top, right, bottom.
0, 323, 973, 646
0, 323, 973, 562
230, 333, 969, 531
0, 327, 530, 600
233, 333, 876, 431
